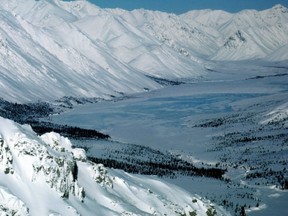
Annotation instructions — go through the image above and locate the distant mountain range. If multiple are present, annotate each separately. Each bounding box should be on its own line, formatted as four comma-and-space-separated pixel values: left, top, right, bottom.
0, 0, 287, 102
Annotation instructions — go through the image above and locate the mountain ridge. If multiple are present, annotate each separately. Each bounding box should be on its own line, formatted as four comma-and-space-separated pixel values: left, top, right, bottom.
0, 0, 287, 102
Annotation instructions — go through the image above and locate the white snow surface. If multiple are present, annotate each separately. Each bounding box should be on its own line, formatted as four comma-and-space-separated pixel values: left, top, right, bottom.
0, 0, 288, 102
266, 45, 288, 61
261, 102, 288, 127
0, 116, 229, 216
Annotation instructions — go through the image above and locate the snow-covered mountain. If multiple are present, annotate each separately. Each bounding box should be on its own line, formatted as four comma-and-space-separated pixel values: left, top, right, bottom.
182, 4, 288, 60
0, 0, 287, 102
0, 116, 229, 215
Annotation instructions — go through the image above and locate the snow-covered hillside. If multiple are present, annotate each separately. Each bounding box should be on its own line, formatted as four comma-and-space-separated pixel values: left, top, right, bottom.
182, 4, 288, 60
0, 116, 229, 215
0, 0, 287, 102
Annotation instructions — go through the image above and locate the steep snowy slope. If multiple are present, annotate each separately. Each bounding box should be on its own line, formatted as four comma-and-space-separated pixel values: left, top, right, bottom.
0, 116, 229, 215
0, 0, 287, 102
213, 5, 288, 60
266, 44, 288, 61
0, 1, 163, 102
181, 9, 232, 28
0, 0, 206, 103
181, 4, 288, 60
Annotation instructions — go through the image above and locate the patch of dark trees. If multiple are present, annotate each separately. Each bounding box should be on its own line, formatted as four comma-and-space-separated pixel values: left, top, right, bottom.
248, 73, 288, 80
246, 169, 288, 190
146, 75, 184, 86
30, 121, 110, 139
234, 133, 287, 143
193, 113, 255, 128
212, 130, 288, 152
72, 161, 78, 182
0, 98, 53, 123
194, 118, 226, 128
264, 65, 288, 70
88, 143, 226, 179
216, 133, 288, 148
0, 98, 110, 140
55, 96, 102, 109
88, 156, 225, 179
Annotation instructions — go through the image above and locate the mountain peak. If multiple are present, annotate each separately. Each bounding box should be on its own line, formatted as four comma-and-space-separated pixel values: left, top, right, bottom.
272, 4, 288, 12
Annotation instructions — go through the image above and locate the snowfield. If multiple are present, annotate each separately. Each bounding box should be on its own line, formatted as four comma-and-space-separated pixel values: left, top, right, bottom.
0, 0, 288, 216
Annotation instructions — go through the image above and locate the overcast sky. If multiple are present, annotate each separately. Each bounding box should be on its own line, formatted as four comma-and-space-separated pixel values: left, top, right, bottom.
86, 0, 288, 14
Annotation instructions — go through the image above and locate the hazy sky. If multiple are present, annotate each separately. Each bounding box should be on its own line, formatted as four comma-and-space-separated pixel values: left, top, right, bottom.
86, 0, 288, 14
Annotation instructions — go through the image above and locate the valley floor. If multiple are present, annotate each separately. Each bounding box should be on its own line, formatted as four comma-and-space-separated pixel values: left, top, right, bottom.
46, 61, 288, 215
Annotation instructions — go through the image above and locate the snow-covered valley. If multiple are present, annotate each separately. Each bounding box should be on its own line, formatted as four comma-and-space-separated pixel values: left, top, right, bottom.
45, 61, 288, 216
0, 0, 288, 215
3, 61, 288, 216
